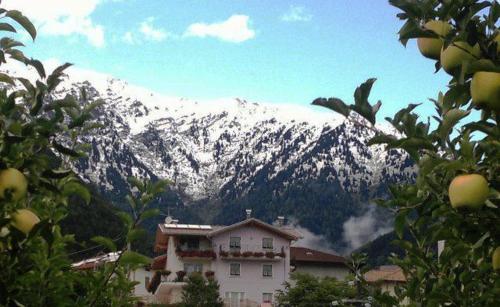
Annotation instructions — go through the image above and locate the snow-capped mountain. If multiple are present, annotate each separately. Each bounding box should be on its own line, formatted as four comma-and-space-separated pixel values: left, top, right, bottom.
5, 62, 416, 251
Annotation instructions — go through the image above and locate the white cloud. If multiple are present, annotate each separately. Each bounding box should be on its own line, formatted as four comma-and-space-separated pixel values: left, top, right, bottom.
281, 5, 312, 22
122, 31, 135, 44
2, 0, 105, 47
122, 17, 171, 44
342, 207, 392, 252
140, 17, 168, 42
184, 15, 255, 43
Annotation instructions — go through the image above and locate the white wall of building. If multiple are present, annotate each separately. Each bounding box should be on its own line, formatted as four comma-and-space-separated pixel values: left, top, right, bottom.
211, 225, 292, 305
293, 264, 350, 280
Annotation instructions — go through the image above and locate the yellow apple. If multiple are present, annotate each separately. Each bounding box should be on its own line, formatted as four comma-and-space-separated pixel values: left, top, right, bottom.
440, 41, 480, 74
0, 168, 28, 201
417, 20, 452, 60
448, 174, 489, 209
494, 33, 500, 54
11, 209, 40, 235
493, 247, 500, 271
471, 71, 500, 112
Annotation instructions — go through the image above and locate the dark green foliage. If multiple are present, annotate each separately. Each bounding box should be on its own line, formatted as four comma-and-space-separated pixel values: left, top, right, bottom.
61, 184, 126, 260
276, 273, 357, 306
356, 230, 414, 267
181, 273, 224, 307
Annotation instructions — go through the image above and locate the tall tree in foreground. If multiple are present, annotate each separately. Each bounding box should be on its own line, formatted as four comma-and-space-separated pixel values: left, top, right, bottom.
314, 0, 499, 305
0, 3, 167, 306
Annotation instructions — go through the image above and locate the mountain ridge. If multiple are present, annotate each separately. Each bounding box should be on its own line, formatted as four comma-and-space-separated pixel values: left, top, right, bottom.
3, 62, 416, 252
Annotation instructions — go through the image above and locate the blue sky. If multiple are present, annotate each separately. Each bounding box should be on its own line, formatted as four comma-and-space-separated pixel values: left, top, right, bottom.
5, 0, 452, 121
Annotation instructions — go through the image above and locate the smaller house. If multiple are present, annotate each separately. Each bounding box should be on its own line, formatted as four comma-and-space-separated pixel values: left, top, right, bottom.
364, 265, 406, 296
72, 252, 155, 304
290, 247, 350, 280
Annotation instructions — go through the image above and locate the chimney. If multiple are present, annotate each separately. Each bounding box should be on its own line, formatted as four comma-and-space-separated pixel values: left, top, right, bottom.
245, 209, 252, 219
277, 216, 285, 226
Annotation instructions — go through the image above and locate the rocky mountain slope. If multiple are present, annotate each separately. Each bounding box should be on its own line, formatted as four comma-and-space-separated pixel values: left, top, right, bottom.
7, 63, 416, 253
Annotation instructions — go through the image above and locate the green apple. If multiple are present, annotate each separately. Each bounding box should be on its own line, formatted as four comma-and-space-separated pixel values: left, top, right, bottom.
471, 71, 500, 112
0, 168, 28, 201
11, 209, 40, 235
417, 20, 452, 60
440, 41, 480, 74
448, 174, 489, 209
493, 247, 500, 271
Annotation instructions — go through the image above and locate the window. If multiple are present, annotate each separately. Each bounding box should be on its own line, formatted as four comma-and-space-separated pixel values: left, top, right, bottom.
184, 263, 203, 274
225, 292, 245, 307
230, 236, 241, 249
262, 293, 273, 303
263, 264, 272, 277
230, 263, 240, 276
262, 237, 273, 249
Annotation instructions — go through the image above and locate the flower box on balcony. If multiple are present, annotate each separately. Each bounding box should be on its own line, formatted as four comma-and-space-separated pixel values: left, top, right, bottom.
242, 251, 253, 257
177, 250, 216, 259
253, 252, 264, 257
276, 252, 286, 258
231, 251, 241, 257
219, 250, 229, 257
265, 251, 275, 258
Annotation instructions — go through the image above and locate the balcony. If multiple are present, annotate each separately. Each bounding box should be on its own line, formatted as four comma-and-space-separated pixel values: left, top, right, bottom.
175, 248, 216, 260
217, 244, 286, 261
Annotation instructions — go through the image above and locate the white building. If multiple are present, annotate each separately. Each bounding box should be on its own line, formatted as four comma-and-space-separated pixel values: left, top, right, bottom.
150, 212, 301, 306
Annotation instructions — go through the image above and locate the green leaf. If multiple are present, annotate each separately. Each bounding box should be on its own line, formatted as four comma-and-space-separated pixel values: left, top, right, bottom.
120, 251, 151, 267
367, 133, 397, 146
140, 208, 160, 221
47, 63, 72, 92
459, 130, 474, 161
0, 22, 16, 33
17, 77, 35, 94
26, 58, 46, 79
6, 10, 36, 40
0, 37, 24, 49
351, 78, 380, 125
5, 48, 27, 63
394, 211, 407, 239
471, 232, 489, 249
127, 229, 147, 243
116, 212, 133, 229
41, 169, 72, 179
311, 97, 350, 117
30, 91, 44, 116
151, 179, 170, 195
62, 181, 91, 204
0, 72, 15, 86
128, 177, 145, 192
52, 140, 84, 158
439, 109, 470, 140
68, 113, 91, 129
91, 236, 117, 252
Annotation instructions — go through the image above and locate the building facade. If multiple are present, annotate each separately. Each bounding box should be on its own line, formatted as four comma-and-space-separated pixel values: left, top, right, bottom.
290, 246, 349, 280
151, 214, 301, 306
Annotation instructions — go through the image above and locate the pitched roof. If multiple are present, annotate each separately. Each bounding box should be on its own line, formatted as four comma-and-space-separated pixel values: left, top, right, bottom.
364, 265, 406, 283
151, 254, 167, 270
72, 252, 121, 270
290, 246, 346, 265
207, 218, 301, 240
